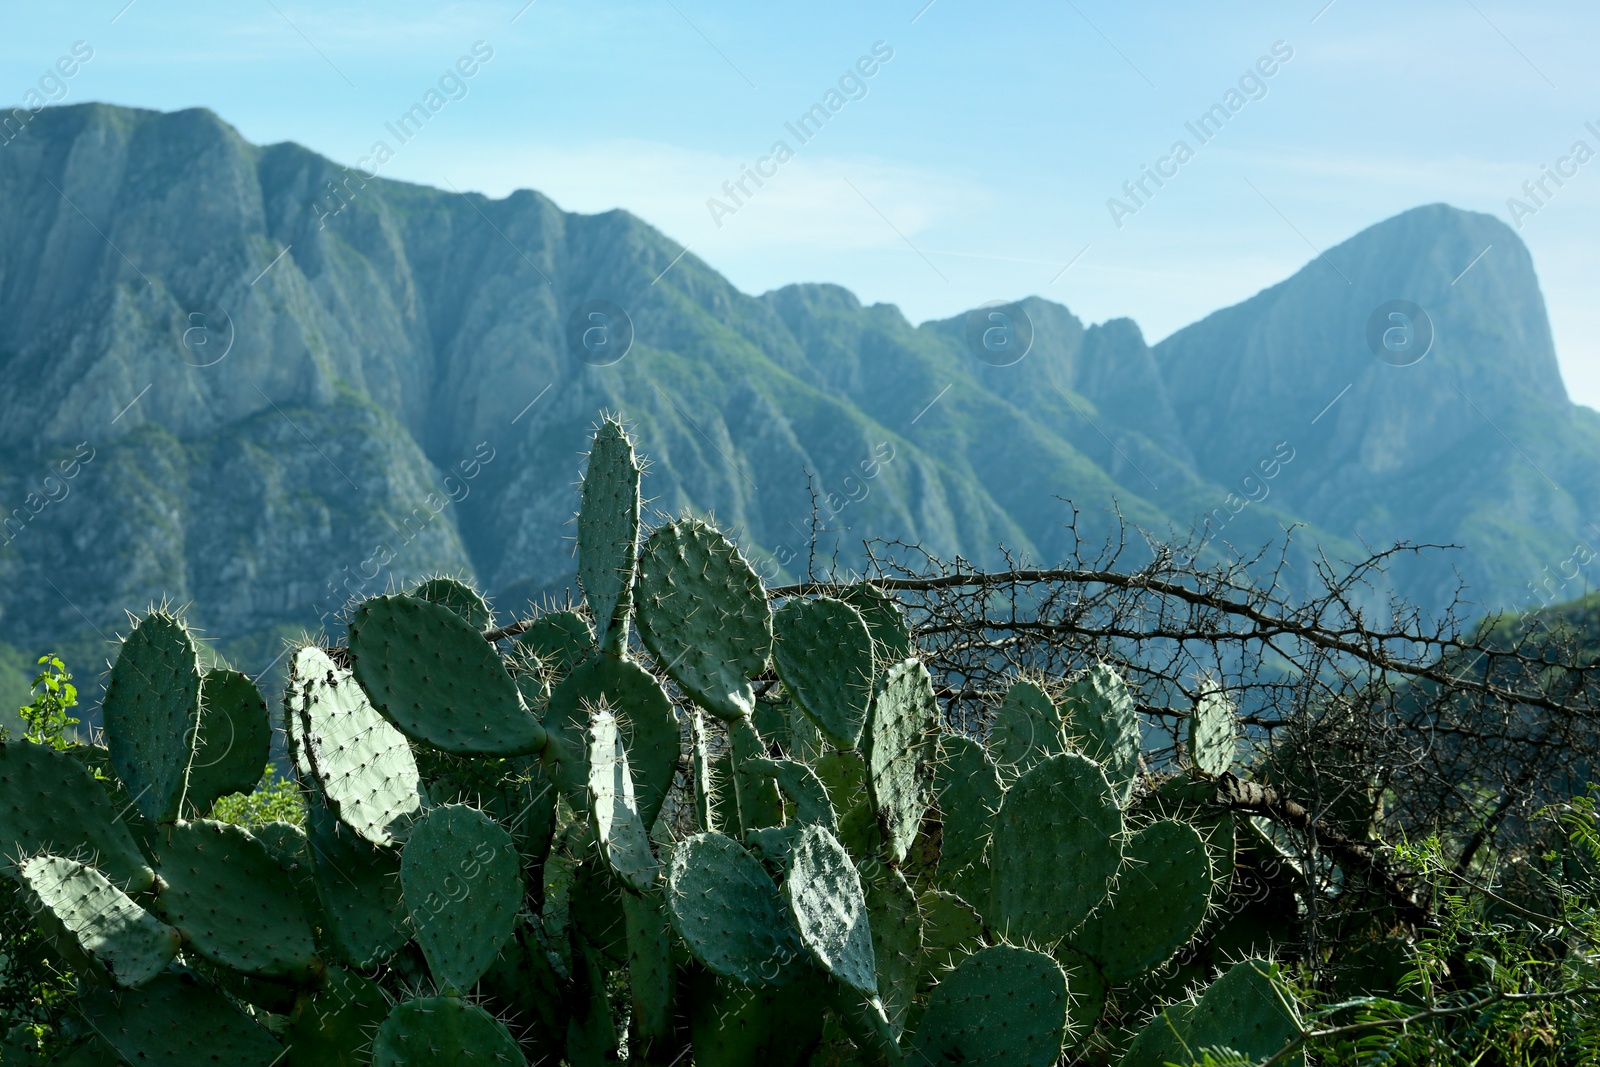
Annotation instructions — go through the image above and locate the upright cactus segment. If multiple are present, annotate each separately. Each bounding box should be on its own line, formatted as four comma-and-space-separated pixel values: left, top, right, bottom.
1121, 957, 1304, 1067
515, 608, 594, 682
15, 855, 179, 987
401, 804, 522, 993
588, 708, 660, 893
1071, 819, 1214, 981
411, 575, 496, 631
304, 797, 410, 968
0, 740, 154, 892
748, 757, 837, 831
185, 668, 271, 817
840, 582, 915, 665
579, 417, 643, 656
81, 970, 283, 1066
288, 645, 421, 847
865, 659, 939, 864
152, 820, 321, 982
772, 596, 875, 750
372, 996, 525, 1066
101, 610, 203, 823
283, 966, 392, 1067
542, 654, 679, 826
990, 679, 1063, 779
908, 945, 1069, 1067
785, 824, 877, 996
666, 832, 807, 987
865, 865, 923, 1040
991, 753, 1122, 942
349, 593, 546, 757
636, 517, 772, 721
933, 734, 1003, 882
1189, 679, 1238, 777
1062, 664, 1140, 807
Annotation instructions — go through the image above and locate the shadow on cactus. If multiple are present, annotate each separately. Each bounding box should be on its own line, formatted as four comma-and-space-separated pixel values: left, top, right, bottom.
0, 414, 1334, 1066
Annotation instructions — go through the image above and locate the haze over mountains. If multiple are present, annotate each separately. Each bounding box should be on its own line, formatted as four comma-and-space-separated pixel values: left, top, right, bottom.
0, 102, 1595, 680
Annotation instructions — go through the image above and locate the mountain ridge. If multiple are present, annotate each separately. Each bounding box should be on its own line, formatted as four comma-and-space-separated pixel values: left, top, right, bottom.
0, 102, 1592, 678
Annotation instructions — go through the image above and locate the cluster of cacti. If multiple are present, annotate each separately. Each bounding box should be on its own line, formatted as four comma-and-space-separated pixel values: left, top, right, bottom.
0, 415, 1308, 1066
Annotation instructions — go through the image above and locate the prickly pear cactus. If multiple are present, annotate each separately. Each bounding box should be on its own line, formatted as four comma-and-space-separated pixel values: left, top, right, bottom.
0, 414, 1299, 1067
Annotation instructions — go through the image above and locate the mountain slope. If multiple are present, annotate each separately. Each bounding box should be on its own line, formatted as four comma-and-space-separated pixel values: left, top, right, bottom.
0, 103, 1592, 676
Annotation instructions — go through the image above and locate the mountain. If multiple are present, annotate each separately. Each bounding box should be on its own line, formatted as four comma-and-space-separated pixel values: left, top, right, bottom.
0, 102, 1593, 681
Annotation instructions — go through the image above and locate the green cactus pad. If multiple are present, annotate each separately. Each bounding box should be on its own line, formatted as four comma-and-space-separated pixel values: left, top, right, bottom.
0, 741, 153, 892
1061, 664, 1140, 808
729, 715, 784, 832
401, 804, 522, 993
787, 695, 826, 763
772, 596, 875, 749
152, 820, 320, 982
865, 659, 939, 864
635, 518, 772, 721
747, 757, 837, 831
1053, 945, 1108, 1045
579, 417, 643, 656
666, 832, 807, 987
589, 708, 660, 893
1120, 957, 1304, 1067
1072, 818, 1213, 981
372, 996, 525, 1066
784, 824, 877, 996
288, 645, 421, 847
917, 888, 985, 978
909, 945, 1068, 1067
865, 865, 922, 1040
101, 611, 204, 824
15, 855, 179, 988
840, 583, 915, 665
515, 609, 594, 682
411, 575, 495, 631
933, 734, 1003, 883
305, 797, 410, 968
990, 752, 1122, 943
990, 679, 1063, 779
81, 970, 283, 1065
688, 968, 828, 1067
479, 920, 569, 1065
348, 593, 546, 757
542, 653, 679, 827
184, 669, 271, 818
283, 965, 392, 1067
1189, 680, 1237, 777
622, 888, 676, 1056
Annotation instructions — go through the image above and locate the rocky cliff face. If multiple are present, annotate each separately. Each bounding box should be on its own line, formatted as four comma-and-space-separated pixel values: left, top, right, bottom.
0, 104, 1591, 675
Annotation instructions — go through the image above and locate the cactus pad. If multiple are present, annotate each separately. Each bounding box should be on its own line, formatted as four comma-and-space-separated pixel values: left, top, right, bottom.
184, 669, 271, 818
990, 752, 1122, 943
348, 593, 546, 756
589, 708, 660, 893
401, 804, 522, 993
909, 945, 1068, 1067
990, 679, 1063, 778
0, 741, 153, 892
688, 969, 828, 1067
81, 970, 283, 1065
1061, 664, 1140, 807
15, 855, 179, 987
865, 659, 939, 864
747, 757, 837, 831
865, 865, 923, 1039
1072, 818, 1213, 980
101, 611, 204, 824
411, 575, 495, 631
542, 653, 679, 826
666, 832, 807, 987
372, 996, 524, 1066
772, 596, 875, 749
933, 734, 1003, 883
283, 965, 391, 1067
515, 609, 594, 682
917, 888, 985, 976
579, 417, 643, 656
1121, 957, 1303, 1067
1189, 680, 1237, 777
635, 517, 771, 721
153, 820, 320, 981
784, 824, 877, 996
288, 646, 421, 847
305, 797, 410, 968
840, 582, 915, 665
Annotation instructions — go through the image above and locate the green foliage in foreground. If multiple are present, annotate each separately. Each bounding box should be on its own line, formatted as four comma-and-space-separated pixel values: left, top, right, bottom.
0, 415, 1597, 1065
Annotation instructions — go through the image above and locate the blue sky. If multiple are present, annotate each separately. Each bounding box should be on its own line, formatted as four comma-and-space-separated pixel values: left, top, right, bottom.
7, 1, 1600, 403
